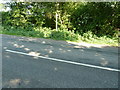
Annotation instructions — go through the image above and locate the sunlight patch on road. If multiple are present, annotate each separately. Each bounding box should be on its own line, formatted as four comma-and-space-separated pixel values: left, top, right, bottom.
67, 50, 71, 52
3, 78, 30, 88
6, 79, 22, 88
42, 41, 46, 44
67, 41, 108, 48
13, 44, 25, 48
54, 67, 58, 71
28, 51, 40, 57
9, 79, 21, 85
24, 48, 30, 51
5, 55, 10, 58
3, 47, 7, 49
100, 58, 108, 66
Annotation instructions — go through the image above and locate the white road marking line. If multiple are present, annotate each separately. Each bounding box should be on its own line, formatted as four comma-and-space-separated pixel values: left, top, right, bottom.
5, 49, 120, 72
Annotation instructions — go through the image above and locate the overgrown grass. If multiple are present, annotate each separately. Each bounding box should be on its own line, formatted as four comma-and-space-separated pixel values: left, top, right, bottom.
81, 31, 118, 46
0, 26, 118, 46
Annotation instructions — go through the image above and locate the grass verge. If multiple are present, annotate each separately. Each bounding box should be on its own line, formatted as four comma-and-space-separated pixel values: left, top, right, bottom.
0, 26, 118, 46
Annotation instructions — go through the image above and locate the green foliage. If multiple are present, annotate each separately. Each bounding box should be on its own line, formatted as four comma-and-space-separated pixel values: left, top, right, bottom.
71, 2, 120, 37
50, 29, 81, 41
2, 2, 119, 37
1, 2, 119, 46
34, 27, 52, 38
2, 2, 45, 28
2, 26, 81, 41
34, 27, 81, 41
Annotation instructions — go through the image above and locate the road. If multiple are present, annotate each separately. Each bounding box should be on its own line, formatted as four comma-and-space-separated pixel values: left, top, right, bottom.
1, 34, 119, 88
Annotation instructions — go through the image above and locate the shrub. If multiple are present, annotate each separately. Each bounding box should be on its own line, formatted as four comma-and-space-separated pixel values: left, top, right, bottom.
50, 29, 81, 41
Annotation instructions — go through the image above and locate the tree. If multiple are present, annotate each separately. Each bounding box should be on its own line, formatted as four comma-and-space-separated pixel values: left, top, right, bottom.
2, 2, 119, 37
71, 2, 120, 37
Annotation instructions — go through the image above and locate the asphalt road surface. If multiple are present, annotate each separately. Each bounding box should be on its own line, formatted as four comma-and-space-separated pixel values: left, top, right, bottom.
1, 34, 119, 88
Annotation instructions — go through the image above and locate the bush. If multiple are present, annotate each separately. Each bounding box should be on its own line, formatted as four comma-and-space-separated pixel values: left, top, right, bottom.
34, 27, 52, 38
50, 29, 81, 41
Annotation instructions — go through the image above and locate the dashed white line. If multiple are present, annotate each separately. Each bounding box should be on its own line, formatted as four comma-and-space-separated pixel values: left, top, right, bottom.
5, 49, 120, 72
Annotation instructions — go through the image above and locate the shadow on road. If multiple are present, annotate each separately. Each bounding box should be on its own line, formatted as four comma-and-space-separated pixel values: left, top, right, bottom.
2, 34, 119, 88
2, 34, 118, 68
